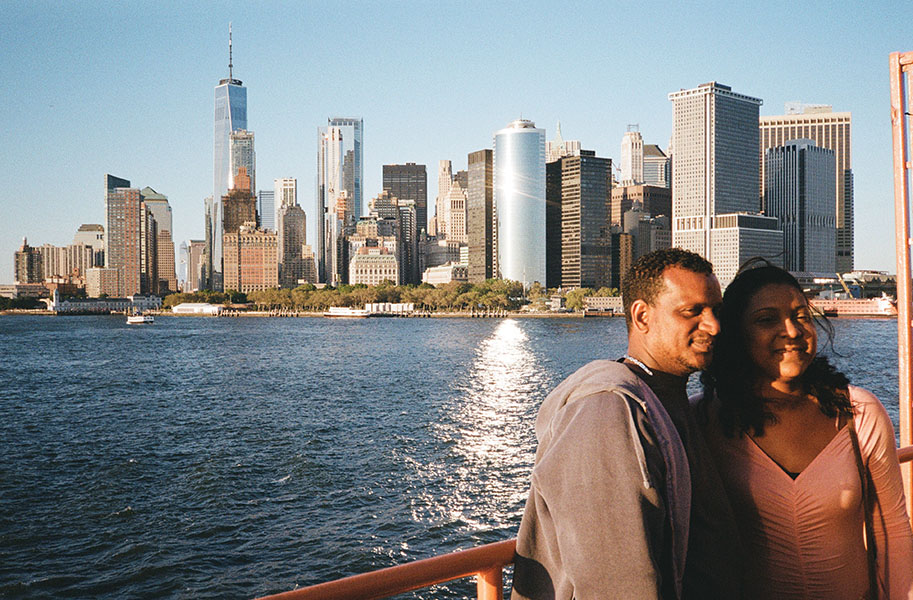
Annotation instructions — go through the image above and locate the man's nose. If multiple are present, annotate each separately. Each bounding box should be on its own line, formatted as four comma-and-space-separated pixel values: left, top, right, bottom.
700, 309, 720, 336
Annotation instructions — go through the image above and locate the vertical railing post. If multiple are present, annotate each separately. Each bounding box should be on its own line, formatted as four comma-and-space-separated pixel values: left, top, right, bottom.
891, 51, 913, 519
477, 567, 504, 600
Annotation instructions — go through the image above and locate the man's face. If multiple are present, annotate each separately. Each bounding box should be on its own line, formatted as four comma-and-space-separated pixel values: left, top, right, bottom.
643, 267, 722, 377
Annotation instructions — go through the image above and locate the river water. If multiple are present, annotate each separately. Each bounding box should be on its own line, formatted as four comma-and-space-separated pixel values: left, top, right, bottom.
0, 315, 900, 598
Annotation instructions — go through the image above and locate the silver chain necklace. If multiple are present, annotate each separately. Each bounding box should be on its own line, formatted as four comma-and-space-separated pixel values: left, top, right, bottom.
623, 354, 654, 376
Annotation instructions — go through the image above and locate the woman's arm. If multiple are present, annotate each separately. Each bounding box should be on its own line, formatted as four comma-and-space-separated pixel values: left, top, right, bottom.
852, 386, 913, 599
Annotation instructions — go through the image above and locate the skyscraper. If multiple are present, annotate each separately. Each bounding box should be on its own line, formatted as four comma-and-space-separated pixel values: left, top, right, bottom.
493, 119, 546, 285
258, 190, 275, 231
546, 151, 612, 289
447, 172, 468, 244
140, 187, 177, 293
545, 122, 581, 163
210, 24, 248, 290
760, 105, 853, 272
279, 204, 307, 288
669, 82, 783, 285
620, 126, 644, 186
316, 118, 363, 283
642, 145, 671, 188
383, 163, 427, 235
105, 174, 142, 296
222, 167, 257, 235
230, 129, 255, 193
273, 177, 297, 241
434, 160, 453, 238
764, 139, 836, 272
467, 149, 494, 283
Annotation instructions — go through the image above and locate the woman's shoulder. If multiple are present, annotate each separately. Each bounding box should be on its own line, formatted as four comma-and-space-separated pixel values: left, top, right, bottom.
848, 385, 896, 439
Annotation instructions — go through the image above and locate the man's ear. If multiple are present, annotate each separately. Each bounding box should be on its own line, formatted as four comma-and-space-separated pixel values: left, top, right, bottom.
630, 299, 650, 333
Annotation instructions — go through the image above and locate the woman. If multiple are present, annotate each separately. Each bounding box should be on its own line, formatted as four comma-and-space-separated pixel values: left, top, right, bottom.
700, 260, 913, 599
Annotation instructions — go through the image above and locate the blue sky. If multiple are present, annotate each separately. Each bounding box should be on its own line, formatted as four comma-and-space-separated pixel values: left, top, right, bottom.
3, 0, 911, 283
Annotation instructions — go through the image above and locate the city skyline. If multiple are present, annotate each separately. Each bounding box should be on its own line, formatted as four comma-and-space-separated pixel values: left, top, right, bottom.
3, 2, 911, 283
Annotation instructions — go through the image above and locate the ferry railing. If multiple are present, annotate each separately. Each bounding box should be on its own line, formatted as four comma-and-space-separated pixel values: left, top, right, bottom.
892, 50, 913, 519
259, 444, 913, 600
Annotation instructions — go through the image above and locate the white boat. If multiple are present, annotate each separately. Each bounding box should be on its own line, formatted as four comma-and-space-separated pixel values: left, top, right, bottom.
126, 313, 154, 324
323, 306, 369, 318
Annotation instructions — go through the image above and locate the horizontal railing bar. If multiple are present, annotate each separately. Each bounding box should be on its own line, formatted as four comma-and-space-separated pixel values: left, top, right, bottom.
259, 445, 913, 600
257, 539, 516, 600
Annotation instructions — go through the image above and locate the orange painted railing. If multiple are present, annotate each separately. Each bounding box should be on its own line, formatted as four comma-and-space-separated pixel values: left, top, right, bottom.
257, 538, 516, 600
260, 444, 913, 600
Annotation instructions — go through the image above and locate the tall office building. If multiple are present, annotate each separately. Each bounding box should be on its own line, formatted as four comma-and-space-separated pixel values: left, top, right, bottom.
211, 24, 247, 290
184, 239, 206, 292
230, 129, 255, 193
610, 185, 672, 226
258, 190, 275, 231
669, 82, 782, 285
493, 119, 546, 285
140, 187, 177, 293
642, 145, 671, 188
104, 174, 142, 296
620, 127, 644, 185
73, 224, 105, 266
316, 119, 362, 283
545, 122, 581, 163
546, 151, 612, 289
467, 149, 494, 283
383, 163, 427, 235
760, 104, 853, 271
434, 160, 453, 237
223, 222, 279, 293
279, 204, 308, 288
14, 239, 43, 283
764, 139, 836, 272
447, 174, 468, 244
222, 167, 257, 235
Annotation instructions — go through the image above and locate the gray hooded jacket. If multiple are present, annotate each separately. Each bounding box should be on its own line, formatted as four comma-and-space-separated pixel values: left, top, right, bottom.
512, 360, 691, 600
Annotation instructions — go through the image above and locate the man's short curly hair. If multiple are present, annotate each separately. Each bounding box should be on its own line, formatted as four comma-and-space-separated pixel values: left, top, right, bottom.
621, 248, 714, 328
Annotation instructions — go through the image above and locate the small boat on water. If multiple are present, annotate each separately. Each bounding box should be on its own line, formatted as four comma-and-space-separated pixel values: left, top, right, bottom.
126, 313, 154, 324
810, 294, 897, 317
323, 306, 369, 318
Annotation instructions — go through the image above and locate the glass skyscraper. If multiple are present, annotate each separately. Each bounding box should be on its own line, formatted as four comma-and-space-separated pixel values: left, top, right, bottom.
209, 32, 247, 291
493, 119, 546, 286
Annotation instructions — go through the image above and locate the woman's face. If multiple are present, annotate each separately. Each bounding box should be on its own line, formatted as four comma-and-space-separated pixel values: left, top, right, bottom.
741, 283, 817, 390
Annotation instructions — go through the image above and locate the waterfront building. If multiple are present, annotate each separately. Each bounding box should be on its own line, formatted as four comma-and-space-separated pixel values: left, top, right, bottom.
349, 246, 399, 286
760, 104, 853, 271
764, 139, 836, 273
545, 121, 581, 163
643, 145, 671, 188
211, 25, 248, 291
222, 167, 258, 236
229, 129, 255, 193
610, 184, 672, 226
140, 187, 177, 294
669, 82, 781, 283
86, 267, 121, 297
546, 150, 612, 289
279, 204, 308, 288
422, 262, 469, 285
620, 126, 644, 186
258, 190, 275, 231
73, 224, 105, 266
222, 222, 279, 293
14, 238, 43, 283
383, 163, 427, 235
467, 149, 494, 283
493, 119, 546, 285
104, 174, 144, 297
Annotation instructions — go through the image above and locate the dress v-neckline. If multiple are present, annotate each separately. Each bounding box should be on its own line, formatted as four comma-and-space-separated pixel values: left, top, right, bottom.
745, 423, 849, 483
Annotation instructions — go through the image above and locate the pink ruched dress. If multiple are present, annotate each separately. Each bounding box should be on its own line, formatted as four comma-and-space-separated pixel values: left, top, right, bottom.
704, 386, 913, 599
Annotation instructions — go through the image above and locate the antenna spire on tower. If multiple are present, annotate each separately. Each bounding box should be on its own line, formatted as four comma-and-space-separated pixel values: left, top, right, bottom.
228, 22, 233, 80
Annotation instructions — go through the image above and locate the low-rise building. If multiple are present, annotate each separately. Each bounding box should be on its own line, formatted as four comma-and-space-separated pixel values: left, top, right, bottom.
349, 247, 399, 286
422, 262, 468, 285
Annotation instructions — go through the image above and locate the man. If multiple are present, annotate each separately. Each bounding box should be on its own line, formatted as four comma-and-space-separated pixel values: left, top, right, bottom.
511, 248, 743, 600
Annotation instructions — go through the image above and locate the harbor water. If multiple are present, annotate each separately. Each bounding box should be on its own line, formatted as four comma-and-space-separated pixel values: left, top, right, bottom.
0, 315, 901, 598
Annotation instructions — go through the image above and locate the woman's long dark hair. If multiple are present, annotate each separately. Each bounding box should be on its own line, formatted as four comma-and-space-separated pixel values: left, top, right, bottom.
701, 259, 853, 437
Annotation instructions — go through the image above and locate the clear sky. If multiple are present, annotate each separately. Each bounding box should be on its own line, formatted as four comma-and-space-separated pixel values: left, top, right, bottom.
3, 0, 911, 283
